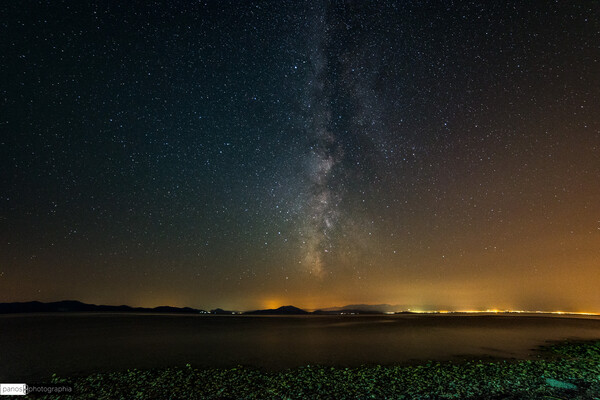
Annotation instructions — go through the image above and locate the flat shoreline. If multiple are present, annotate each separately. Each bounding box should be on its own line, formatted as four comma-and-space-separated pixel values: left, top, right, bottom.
39, 340, 600, 399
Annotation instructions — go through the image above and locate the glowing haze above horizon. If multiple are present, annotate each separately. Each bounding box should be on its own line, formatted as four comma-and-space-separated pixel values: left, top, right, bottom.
1, 1, 599, 313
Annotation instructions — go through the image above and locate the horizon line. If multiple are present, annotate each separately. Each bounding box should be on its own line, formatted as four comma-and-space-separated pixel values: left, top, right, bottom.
1, 299, 599, 316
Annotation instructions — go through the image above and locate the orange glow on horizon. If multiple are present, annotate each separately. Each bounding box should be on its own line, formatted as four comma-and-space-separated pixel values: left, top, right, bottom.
262, 298, 283, 310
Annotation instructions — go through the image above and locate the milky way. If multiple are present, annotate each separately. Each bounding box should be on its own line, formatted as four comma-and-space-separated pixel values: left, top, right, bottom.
298, 2, 392, 277
299, 4, 341, 276
1, 1, 599, 311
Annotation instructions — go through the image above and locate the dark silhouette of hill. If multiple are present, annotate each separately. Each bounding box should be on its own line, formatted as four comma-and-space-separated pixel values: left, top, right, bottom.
312, 308, 384, 315
318, 304, 399, 313
0, 300, 206, 314
317, 304, 442, 313
0, 301, 445, 316
243, 305, 309, 315
210, 308, 239, 315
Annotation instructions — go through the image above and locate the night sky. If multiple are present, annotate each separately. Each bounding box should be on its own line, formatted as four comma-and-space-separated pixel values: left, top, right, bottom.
1, 1, 599, 312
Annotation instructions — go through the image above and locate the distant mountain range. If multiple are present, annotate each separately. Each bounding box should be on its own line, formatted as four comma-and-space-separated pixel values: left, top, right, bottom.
317, 304, 403, 313
0, 300, 207, 314
0, 301, 410, 315
243, 305, 309, 315
1, 301, 593, 316
0, 301, 396, 315
214, 305, 392, 315
316, 304, 453, 313
312, 308, 386, 315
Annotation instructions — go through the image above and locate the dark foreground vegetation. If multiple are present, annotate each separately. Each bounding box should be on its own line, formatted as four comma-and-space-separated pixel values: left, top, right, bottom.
35, 340, 599, 399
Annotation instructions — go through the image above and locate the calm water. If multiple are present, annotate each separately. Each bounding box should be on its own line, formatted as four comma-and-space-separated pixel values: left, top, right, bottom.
1, 313, 600, 381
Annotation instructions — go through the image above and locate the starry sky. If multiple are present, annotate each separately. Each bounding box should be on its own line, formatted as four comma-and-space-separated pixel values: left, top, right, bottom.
1, 1, 599, 312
